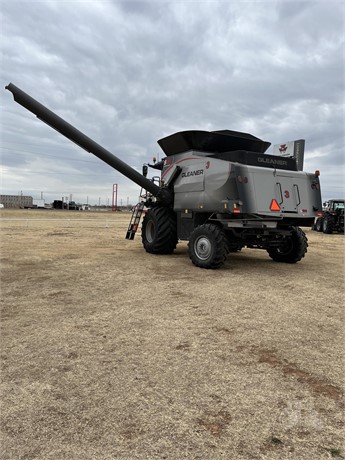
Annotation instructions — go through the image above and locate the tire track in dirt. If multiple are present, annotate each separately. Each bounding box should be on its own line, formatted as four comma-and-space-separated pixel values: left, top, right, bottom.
253, 347, 343, 405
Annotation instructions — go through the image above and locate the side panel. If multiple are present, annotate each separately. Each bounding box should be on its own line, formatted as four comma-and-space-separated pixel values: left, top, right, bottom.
168, 153, 322, 221
173, 162, 205, 193
172, 157, 236, 211
274, 173, 301, 212
172, 160, 206, 210
238, 165, 322, 218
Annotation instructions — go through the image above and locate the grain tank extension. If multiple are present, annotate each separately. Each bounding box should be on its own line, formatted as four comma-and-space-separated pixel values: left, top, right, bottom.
6, 83, 322, 268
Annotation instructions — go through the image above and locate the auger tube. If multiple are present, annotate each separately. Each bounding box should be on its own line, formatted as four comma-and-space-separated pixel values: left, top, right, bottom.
5, 83, 172, 204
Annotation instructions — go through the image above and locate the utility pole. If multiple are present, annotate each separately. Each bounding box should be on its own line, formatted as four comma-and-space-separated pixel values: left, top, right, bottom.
112, 184, 118, 212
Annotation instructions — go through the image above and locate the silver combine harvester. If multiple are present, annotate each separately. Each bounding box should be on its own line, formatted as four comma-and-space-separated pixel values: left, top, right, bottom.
6, 83, 322, 269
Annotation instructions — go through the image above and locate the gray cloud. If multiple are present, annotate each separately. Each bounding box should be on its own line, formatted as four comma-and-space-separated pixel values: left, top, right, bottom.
1, 0, 344, 204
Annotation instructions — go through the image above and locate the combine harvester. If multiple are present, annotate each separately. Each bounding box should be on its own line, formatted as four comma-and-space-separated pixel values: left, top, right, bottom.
6, 83, 322, 268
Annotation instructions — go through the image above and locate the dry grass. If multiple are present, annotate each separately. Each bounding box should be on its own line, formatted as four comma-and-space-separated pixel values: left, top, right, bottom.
1, 209, 344, 459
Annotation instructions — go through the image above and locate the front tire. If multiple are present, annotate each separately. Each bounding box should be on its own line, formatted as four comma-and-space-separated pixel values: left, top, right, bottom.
315, 217, 323, 232
267, 227, 308, 263
141, 207, 178, 254
188, 224, 228, 269
322, 215, 334, 234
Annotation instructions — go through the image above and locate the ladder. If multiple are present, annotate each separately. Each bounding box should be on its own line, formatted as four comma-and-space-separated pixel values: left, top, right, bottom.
125, 177, 160, 240
125, 201, 145, 240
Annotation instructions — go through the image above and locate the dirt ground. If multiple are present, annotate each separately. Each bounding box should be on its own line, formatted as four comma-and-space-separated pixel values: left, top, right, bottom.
0, 209, 344, 460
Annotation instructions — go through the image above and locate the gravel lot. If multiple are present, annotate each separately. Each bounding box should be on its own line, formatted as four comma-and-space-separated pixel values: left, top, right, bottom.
1, 209, 344, 459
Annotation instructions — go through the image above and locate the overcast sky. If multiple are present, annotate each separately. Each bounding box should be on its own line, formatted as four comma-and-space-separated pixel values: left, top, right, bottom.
1, 0, 344, 206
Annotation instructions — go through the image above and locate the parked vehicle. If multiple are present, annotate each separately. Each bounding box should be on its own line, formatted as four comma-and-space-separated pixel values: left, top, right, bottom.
314, 199, 344, 234
6, 83, 323, 268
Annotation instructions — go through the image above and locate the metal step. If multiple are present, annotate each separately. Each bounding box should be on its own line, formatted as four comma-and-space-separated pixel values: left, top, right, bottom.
125, 202, 145, 240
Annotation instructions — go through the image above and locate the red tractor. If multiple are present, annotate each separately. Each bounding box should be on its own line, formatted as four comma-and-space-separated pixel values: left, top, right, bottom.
314, 199, 344, 234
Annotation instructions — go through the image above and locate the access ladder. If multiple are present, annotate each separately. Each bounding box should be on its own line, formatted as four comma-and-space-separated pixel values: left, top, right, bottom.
125, 176, 161, 240
125, 202, 145, 240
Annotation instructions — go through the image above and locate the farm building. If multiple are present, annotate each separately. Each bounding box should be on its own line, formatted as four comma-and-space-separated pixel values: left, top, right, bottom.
0, 194, 33, 209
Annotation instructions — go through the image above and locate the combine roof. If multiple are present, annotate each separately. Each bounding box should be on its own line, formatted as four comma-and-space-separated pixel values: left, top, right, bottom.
158, 130, 271, 156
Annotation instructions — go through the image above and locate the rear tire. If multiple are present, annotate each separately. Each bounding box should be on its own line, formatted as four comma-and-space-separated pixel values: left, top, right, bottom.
267, 227, 308, 263
142, 207, 178, 254
188, 224, 228, 269
315, 217, 323, 232
322, 215, 334, 234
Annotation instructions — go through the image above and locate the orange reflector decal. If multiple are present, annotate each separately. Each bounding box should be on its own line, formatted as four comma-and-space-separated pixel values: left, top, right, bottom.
233, 208, 241, 213
270, 199, 281, 211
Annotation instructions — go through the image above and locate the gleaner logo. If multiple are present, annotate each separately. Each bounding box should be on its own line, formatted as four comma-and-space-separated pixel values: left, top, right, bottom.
258, 157, 288, 166
181, 169, 204, 178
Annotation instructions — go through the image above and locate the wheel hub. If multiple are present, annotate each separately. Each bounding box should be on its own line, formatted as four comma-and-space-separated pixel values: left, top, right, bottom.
195, 237, 212, 260
146, 220, 155, 243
